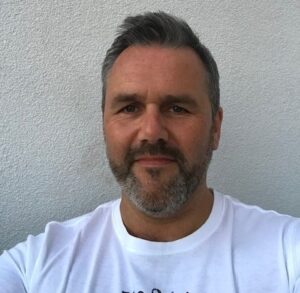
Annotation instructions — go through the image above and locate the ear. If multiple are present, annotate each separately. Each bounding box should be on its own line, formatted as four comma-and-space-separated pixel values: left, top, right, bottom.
212, 107, 223, 150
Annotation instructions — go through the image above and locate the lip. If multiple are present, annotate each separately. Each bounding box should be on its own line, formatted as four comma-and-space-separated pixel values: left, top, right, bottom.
134, 155, 176, 167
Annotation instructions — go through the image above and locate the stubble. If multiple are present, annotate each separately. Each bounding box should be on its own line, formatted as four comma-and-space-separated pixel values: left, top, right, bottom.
107, 134, 213, 218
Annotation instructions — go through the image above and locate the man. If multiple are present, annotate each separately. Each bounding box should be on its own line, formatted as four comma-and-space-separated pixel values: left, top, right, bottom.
0, 11, 299, 293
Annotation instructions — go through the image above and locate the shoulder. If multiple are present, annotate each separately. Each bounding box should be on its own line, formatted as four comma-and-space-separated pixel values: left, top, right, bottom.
218, 191, 299, 226
44, 199, 118, 233
0, 199, 120, 288
0, 199, 120, 291
216, 191, 300, 285
215, 190, 300, 247
29, 199, 119, 252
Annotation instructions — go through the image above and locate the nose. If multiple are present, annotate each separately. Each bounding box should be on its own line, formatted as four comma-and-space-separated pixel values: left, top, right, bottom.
137, 106, 168, 144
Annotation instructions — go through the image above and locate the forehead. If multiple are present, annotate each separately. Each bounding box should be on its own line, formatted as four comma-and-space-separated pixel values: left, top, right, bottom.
105, 45, 208, 102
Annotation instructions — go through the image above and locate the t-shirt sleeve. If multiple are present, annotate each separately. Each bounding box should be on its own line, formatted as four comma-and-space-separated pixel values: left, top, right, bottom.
288, 219, 300, 293
0, 231, 47, 293
295, 281, 300, 293
0, 247, 27, 293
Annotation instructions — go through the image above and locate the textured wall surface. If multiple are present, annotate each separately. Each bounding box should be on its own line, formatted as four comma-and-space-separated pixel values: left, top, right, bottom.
0, 0, 299, 252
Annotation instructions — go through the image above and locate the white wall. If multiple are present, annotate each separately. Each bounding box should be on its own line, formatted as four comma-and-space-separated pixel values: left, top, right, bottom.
1, 0, 299, 252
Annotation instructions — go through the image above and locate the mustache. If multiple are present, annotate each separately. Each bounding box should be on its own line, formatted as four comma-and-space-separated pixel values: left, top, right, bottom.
124, 140, 186, 167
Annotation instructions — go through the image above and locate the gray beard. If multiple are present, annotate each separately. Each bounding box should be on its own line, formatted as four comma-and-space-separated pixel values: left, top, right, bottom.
108, 138, 213, 218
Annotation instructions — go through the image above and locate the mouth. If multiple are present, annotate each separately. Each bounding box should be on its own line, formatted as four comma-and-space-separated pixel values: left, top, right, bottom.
134, 155, 176, 168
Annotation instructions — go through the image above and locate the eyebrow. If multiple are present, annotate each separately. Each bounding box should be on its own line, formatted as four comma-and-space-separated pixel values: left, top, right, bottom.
162, 94, 198, 108
109, 93, 140, 109
109, 93, 198, 109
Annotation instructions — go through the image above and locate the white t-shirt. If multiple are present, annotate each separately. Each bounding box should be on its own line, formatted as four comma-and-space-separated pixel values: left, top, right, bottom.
1, 191, 300, 293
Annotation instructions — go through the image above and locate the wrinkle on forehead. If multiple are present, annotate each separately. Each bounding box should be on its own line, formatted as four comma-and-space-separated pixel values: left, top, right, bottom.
105, 45, 209, 103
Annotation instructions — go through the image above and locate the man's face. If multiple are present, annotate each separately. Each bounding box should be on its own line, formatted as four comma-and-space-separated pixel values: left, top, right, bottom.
103, 45, 222, 217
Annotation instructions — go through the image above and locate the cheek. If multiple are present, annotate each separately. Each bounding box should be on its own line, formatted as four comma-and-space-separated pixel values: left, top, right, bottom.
174, 126, 212, 159
104, 123, 133, 157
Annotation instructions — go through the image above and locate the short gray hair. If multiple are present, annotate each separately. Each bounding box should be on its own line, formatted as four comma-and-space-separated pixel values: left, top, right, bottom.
101, 11, 220, 116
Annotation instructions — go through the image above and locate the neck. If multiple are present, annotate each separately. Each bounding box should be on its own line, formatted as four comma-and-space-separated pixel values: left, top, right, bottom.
120, 187, 214, 242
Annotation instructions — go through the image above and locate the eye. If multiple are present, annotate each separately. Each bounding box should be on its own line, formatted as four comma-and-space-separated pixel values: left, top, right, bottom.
121, 104, 138, 113
170, 104, 188, 113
